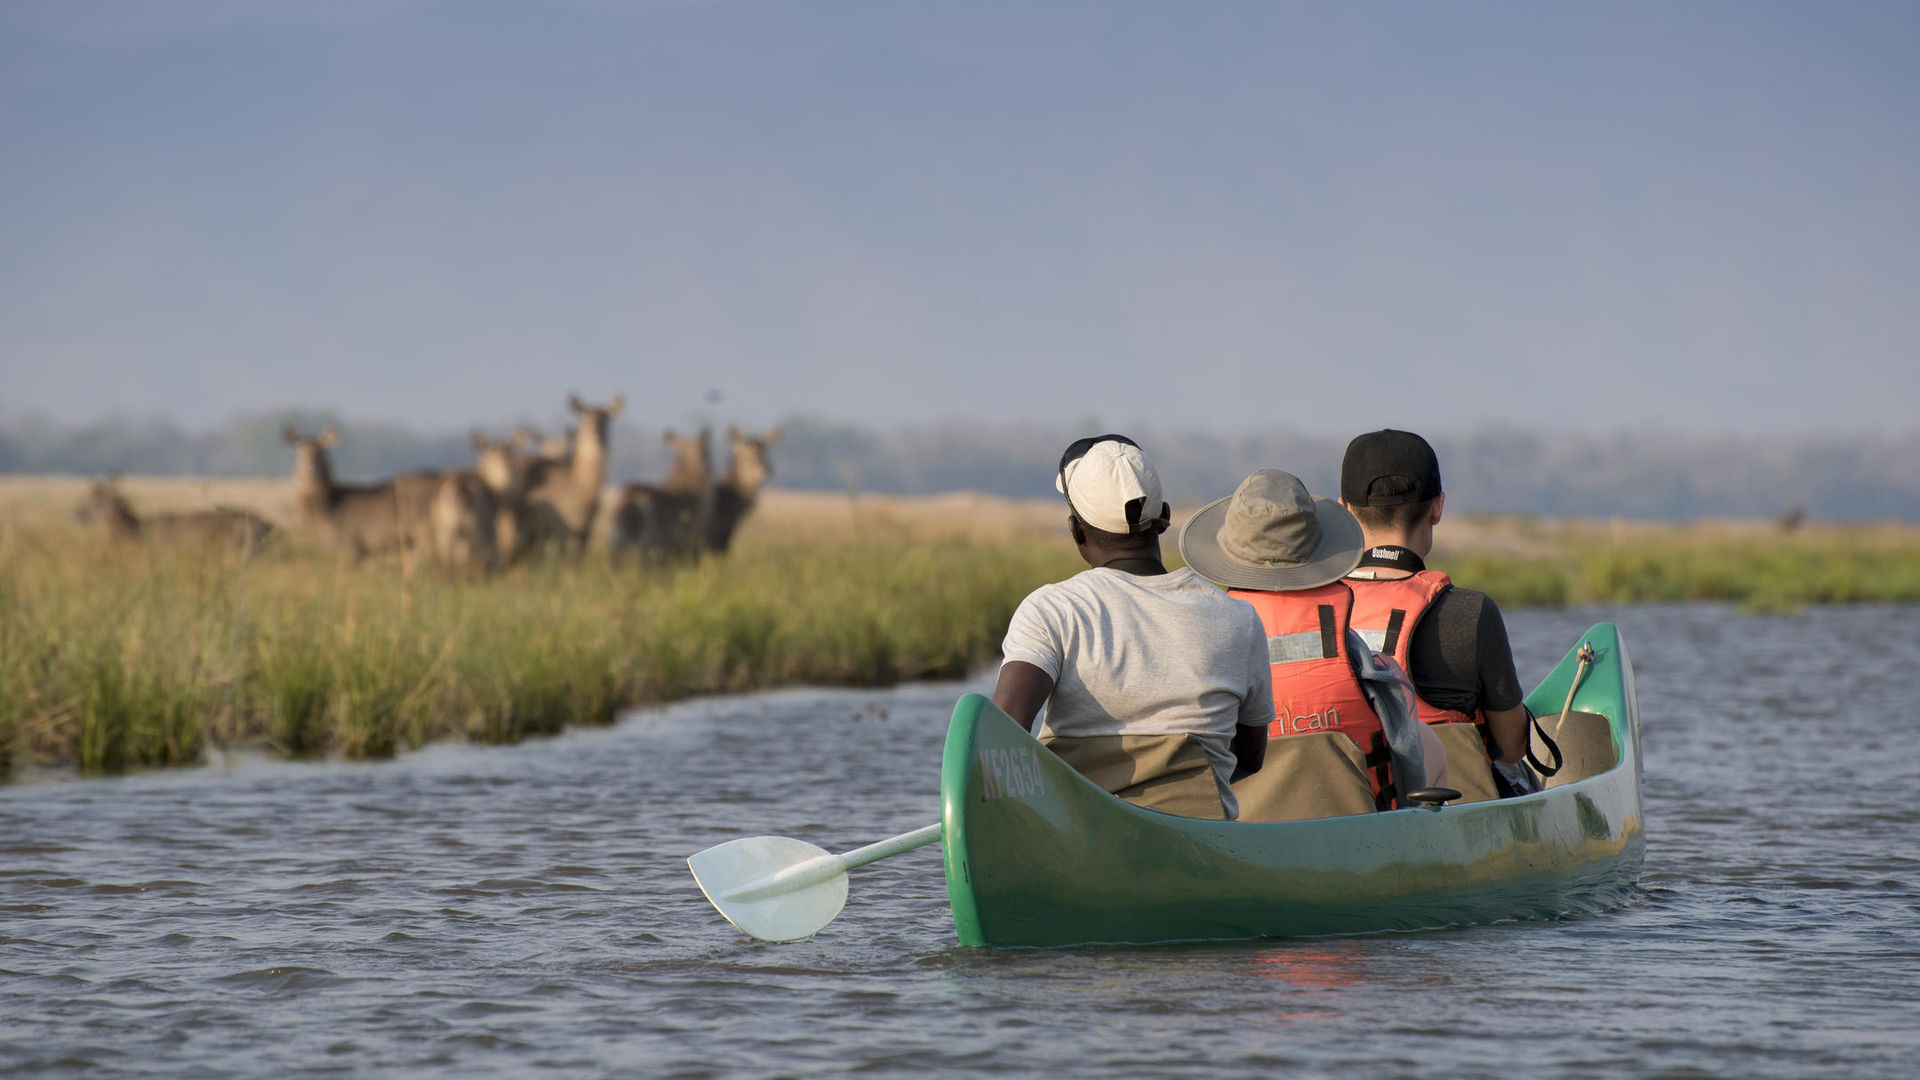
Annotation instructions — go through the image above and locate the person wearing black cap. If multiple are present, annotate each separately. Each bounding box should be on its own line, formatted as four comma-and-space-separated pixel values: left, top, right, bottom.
992, 435, 1274, 821
1339, 429, 1533, 800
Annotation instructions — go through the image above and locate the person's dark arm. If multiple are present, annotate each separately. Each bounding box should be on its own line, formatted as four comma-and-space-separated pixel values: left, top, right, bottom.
1483, 704, 1530, 764
1230, 723, 1267, 782
991, 661, 1054, 733
1233, 614, 1276, 781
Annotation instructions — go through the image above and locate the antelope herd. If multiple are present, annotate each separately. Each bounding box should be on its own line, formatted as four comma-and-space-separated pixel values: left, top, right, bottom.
73, 393, 782, 577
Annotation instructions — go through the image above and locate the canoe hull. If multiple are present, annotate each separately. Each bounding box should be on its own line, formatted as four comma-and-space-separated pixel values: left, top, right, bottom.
941, 623, 1643, 947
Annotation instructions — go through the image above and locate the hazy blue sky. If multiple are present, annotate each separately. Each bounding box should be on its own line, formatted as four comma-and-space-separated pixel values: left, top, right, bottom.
3, 1, 1915, 437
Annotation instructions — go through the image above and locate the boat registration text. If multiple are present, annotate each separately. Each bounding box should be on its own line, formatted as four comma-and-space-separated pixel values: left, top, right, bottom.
977, 746, 1045, 802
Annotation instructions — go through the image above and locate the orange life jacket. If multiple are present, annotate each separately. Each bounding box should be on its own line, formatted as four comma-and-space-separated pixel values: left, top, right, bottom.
1346, 569, 1502, 767
1228, 583, 1394, 804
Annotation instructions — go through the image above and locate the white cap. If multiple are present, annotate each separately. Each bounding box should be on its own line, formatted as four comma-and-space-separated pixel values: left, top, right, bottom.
1056, 439, 1165, 534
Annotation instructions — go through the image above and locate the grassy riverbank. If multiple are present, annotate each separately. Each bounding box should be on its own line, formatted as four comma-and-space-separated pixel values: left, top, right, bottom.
0, 527, 1077, 774
3, 477, 1915, 775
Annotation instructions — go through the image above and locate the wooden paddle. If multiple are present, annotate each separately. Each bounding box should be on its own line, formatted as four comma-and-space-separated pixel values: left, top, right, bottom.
1528, 641, 1595, 778
687, 823, 942, 942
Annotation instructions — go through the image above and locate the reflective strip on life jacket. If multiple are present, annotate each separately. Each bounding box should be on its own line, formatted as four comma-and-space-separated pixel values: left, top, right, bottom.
1353, 608, 1407, 657
1266, 630, 1331, 665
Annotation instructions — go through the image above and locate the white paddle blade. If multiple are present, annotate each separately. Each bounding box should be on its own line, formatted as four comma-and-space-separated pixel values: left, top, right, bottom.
688, 835, 850, 942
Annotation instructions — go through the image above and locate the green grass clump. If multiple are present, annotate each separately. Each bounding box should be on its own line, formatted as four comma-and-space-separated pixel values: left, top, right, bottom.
72, 647, 204, 771
257, 636, 331, 755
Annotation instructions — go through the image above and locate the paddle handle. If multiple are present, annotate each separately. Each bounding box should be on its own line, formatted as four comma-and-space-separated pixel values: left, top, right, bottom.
716, 823, 943, 903
1557, 643, 1597, 727
838, 822, 942, 870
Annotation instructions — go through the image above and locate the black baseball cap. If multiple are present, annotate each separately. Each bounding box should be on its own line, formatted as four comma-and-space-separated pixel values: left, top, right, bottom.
1340, 429, 1443, 507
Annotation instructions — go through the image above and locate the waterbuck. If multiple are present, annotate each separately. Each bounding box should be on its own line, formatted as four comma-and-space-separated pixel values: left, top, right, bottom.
472, 429, 542, 566
427, 470, 500, 577
283, 426, 496, 574
697, 425, 781, 555
538, 426, 576, 462
608, 427, 712, 565
73, 478, 275, 561
519, 393, 623, 558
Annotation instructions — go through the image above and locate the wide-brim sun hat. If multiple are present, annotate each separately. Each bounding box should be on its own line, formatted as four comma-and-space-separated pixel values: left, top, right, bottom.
1179, 469, 1365, 591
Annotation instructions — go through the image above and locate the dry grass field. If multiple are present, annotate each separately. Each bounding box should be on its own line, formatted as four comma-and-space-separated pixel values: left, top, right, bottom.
5, 472, 1913, 560
0, 475, 1072, 546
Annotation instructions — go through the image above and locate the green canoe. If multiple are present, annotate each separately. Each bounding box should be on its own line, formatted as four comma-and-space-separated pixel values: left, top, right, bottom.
939, 622, 1644, 948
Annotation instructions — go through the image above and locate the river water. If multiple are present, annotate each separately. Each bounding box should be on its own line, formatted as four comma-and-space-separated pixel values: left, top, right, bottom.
4, 604, 1918, 1078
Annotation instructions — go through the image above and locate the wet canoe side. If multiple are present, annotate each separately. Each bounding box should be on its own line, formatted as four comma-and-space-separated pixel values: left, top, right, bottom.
940, 623, 1644, 948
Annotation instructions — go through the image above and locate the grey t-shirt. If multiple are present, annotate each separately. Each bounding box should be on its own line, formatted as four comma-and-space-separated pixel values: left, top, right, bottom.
999, 566, 1274, 818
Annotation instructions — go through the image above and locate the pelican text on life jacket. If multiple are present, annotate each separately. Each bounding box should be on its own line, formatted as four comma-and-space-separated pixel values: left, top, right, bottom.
1283, 706, 1343, 734
978, 746, 1045, 802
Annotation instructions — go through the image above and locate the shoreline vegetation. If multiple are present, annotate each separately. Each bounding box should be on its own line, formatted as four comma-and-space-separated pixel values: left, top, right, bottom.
4, 476, 1917, 776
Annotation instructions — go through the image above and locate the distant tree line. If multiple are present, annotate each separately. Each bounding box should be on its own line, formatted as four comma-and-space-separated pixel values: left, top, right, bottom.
3, 411, 1916, 522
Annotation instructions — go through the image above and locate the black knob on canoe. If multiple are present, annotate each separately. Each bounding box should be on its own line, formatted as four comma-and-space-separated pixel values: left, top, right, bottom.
1405, 787, 1462, 808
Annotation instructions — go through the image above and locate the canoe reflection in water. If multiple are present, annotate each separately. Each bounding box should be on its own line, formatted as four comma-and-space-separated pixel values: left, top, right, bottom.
1246, 943, 1378, 1022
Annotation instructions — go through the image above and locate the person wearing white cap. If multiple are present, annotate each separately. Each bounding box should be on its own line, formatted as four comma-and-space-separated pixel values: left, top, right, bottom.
1179, 469, 1449, 819
992, 435, 1275, 821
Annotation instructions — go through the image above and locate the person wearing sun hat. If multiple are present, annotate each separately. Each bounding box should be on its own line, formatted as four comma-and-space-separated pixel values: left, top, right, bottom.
992, 435, 1275, 821
1179, 469, 1447, 816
